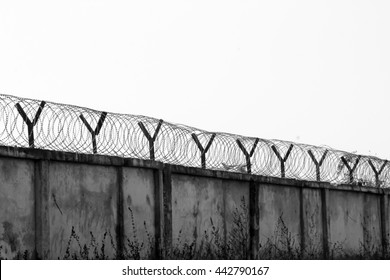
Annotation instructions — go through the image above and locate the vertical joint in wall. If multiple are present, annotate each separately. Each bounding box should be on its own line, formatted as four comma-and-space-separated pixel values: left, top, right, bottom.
299, 187, 305, 258
321, 188, 330, 259
162, 165, 172, 259
380, 193, 389, 258
249, 179, 260, 259
153, 168, 164, 259
34, 159, 50, 259
116, 167, 124, 259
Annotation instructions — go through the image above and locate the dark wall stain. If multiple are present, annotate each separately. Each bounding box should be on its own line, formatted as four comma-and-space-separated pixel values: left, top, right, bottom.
0, 159, 16, 182
1, 221, 20, 252
22, 231, 35, 248
192, 225, 198, 241
146, 195, 151, 206
192, 201, 199, 218
127, 195, 132, 206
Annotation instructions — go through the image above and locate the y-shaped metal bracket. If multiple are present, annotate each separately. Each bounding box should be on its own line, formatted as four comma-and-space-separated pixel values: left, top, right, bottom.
340, 155, 361, 184
15, 101, 46, 148
271, 144, 293, 178
308, 149, 328, 181
191, 133, 216, 169
368, 159, 387, 187
79, 112, 107, 154
138, 119, 163, 160
236, 138, 260, 174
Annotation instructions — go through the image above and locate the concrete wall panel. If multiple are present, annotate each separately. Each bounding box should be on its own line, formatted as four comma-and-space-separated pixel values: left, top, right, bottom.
302, 188, 323, 258
362, 194, 382, 255
259, 184, 301, 257
222, 180, 250, 258
172, 175, 225, 255
172, 175, 249, 258
122, 167, 155, 259
1, 146, 389, 260
49, 162, 118, 259
387, 194, 390, 247
223, 180, 250, 240
329, 190, 364, 257
0, 158, 35, 259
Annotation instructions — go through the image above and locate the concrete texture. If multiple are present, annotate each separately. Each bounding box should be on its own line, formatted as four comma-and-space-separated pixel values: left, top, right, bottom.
328, 190, 382, 257
362, 194, 382, 254
122, 167, 155, 259
0, 146, 389, 259
0, 158, 35, 259
172, 175, 225, 252
223, 179, 250, 253
171, 174, 249, 257
49, 162, 118, 259
386, 194, 390, 248
301, 188, 323, 257
329, 190, 365, 256
258, 184, 301, 256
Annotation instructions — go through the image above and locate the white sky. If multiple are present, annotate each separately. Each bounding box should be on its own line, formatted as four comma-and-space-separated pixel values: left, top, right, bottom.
1, 0, 390, 159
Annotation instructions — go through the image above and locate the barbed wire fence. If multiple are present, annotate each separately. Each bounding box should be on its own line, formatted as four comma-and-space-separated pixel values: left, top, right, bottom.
1, 93, 389, 188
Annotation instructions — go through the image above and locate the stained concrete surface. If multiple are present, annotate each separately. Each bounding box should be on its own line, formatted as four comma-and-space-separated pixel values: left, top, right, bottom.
258, 184, 301, 255
171, 174, 249, 255
122, 167, 155, 258
49, 162, 117, 259
329, 190, 365, 256
301, 188, 323, 257
0, 158, 35, 259
0, 146, 389, 260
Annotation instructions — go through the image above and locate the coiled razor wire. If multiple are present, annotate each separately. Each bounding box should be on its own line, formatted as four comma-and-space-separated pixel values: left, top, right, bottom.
0, 93, 389, 188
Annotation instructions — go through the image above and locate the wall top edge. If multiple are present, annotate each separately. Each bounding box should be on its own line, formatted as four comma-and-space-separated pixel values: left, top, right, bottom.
0, 145, 388, 195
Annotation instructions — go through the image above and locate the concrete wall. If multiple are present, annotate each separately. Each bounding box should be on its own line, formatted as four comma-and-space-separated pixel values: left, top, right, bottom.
0, 157, 35, 259
122, 167, 155, 259
328, 191, 382, 257
49, 162, 118, 259
301, 188, 323, 258
0, 146, 389, 259
386, 194, 390, 249
171, 175, 249, 258
258, 184, 301, 257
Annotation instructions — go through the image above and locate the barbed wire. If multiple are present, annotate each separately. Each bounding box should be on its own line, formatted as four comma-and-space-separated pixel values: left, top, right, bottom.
0, 93, 389, 188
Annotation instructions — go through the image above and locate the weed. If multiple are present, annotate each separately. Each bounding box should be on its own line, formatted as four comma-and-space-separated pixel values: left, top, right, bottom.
5, 199, 390, 260
258, 214, 300, 260
63, 226, 112, 260
15, 250, 30, 260
122, 207, 154, 259
171, 196, 249, 260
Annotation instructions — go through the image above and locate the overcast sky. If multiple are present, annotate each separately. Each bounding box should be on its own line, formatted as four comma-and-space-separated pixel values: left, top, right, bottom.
1, 0, 390, 159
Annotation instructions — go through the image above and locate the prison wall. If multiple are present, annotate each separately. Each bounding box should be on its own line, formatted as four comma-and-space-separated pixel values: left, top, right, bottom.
0, 146, 389, 259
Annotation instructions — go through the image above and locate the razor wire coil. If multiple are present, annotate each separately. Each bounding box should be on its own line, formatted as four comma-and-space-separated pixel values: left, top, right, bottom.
0, 93, 389, 188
